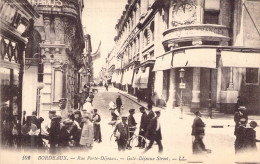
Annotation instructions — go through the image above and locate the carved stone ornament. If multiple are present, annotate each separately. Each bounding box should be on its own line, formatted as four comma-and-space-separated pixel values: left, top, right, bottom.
172, 0, 197, 26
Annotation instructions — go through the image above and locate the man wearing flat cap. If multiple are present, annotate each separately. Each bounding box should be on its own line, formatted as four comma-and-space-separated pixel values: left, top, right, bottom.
191, 111, 208, 154
113, 116, 129, 151
127, 109, 137, 149
144, 109, 163, 153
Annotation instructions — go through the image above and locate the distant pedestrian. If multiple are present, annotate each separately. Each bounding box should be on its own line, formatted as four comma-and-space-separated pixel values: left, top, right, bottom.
113, 116, 129, 151
144, 109, 163, 153
116, 95, 123, 113
243, 121, 260, 152
127, 109, 137, 149
80, 113, 94, 150
93, 109, 102, 143
235, 96, 243, 112
234, 106, 248, 135
105, 83, 108, 91
191, 111, 210, 154
136, 106, 148, 149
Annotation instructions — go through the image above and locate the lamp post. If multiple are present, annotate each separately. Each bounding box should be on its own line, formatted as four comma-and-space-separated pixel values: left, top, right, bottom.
179, 68, 185, 119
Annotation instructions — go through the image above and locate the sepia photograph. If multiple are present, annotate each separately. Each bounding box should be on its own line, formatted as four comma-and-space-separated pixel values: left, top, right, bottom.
0, 0, 260, 163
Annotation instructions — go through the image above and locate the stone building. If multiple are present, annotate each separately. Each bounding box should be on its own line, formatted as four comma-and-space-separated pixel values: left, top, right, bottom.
25, 0, 85, 118
0, 0, 39, 146
113, 0, 260, 114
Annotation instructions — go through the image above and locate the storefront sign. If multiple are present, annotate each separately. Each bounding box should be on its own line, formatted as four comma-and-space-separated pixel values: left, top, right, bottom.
29, 0, 63, 7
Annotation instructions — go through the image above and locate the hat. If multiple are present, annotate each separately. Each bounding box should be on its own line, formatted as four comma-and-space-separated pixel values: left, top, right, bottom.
63, 119, 73, 126
49, 110, 56, 114
154, 108, 161, 114
194, 111, 201, 115
147, 103, 153, 109
121, 116, 128, 120
74, 110, 81, 115
249, 121, 258, 127
139, 106, 145, 110
238, 106, 247, 110
129, 109, 135, 113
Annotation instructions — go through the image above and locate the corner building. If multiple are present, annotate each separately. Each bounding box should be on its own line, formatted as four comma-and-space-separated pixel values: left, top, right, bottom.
114, 0, 260, 114
26, 0, 85, 118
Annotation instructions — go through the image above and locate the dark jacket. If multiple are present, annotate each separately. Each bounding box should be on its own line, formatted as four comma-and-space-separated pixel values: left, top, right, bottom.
49, 117, 61, 145
59, 127, 73, 147
244, 128, 257, 150
128, 115, 137, 132
93, 113, 101, 123
116, 97, 122, 107
114, 122, 129, 141
140, 112, 148, 131
191, 117, 205, 136
145, 117, 162, 141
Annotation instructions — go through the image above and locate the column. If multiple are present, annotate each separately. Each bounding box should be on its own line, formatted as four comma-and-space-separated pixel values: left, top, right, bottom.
167, 68, 177, 108
195, 0, 205, 24
43, 16, 51, 44
191, 67, 200, 109
54, 69, 64, 102
54, 17, 64, 44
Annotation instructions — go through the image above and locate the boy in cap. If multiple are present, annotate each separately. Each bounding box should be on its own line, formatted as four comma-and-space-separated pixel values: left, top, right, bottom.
127, 109, 137, 149
244, 121, 260, 152
191, 111, 209, 154
144, 109, 163, 153
113, 115, 129, 151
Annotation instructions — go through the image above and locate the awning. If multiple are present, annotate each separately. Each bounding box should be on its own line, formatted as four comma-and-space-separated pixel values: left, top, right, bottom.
126, 68, 134, 85
121, 70, 127, 85
172, 48, 217, 68
139, 67, 150, 88
133, 68, 141, 88
153, 52, 173, 71
116, 72, 122, 84
221, 51, 260, 68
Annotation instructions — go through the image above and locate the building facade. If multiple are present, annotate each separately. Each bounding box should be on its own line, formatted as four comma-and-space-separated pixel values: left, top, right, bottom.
0, 0, 39, 146
25, 0, 85, 119
113, 0, 260, 114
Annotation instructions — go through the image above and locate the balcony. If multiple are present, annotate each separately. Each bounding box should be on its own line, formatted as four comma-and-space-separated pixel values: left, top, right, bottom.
162, 24, 230, 47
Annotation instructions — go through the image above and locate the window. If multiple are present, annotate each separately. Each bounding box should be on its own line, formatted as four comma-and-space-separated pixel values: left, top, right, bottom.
150, 21, 154, 42
144, 29, 149, 47
204, 10, 219, 24
246, 68, 259, 84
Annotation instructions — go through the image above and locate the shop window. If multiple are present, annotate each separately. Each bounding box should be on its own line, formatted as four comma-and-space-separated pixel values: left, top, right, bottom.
246, 68, 259, 84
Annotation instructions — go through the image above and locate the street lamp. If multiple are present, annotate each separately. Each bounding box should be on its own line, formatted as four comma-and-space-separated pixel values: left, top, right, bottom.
179, 68, 185, 119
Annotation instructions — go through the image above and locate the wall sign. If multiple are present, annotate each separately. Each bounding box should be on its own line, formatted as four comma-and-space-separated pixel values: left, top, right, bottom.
29, 0, 63, 7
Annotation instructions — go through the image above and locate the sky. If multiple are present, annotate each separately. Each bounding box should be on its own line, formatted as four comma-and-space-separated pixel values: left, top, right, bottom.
82, 0, 128, 78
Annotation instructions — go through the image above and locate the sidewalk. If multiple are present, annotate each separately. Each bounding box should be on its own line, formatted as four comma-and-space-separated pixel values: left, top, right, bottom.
115, 86, 260, 122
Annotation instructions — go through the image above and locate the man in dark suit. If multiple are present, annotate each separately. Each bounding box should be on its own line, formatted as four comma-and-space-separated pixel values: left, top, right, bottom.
127, 109, 137, 149
113, 116, 129, 151
146, 103, 155, 124
144, 109, 163, 153
191, 111, 210, 154
136, 106, 148, 149
116, 95, 122, 113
